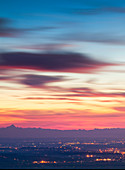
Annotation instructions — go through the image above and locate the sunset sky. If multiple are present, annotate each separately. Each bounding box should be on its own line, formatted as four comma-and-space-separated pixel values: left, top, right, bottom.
0, 0, 125, 130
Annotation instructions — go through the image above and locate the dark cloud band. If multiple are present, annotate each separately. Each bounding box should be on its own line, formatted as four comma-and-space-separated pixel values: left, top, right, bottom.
0, 52, 114, 73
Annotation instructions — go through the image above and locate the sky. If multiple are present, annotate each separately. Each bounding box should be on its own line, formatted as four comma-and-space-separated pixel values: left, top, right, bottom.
0, 0, 125, 130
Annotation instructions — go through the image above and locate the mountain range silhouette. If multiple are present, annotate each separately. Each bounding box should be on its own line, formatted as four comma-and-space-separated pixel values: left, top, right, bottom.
0, 125, 125, 139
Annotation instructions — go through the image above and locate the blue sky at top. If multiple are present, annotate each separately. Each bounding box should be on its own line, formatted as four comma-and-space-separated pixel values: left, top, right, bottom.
1, 0, 125, 61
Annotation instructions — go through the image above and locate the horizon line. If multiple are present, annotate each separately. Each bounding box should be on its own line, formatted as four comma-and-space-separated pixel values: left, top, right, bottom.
1, 124, 125, 131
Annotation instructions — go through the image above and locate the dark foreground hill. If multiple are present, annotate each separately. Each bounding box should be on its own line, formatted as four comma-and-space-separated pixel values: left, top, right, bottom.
0, 125, 125, 139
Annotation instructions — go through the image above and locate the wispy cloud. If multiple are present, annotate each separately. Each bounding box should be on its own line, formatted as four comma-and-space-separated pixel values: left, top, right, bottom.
22, 97, 81, 101
11, 43, 75, 52
73, 7, 125, 15
19, 74, 66, 88
53, 87, 125, 98
113, 107, 125, 112
0, 17, 57, 37
57, 32, 125, 45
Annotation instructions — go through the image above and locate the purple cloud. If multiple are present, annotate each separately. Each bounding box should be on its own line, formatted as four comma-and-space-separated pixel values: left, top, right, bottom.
0, 52, 115, 73
19, 74, 65, 88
